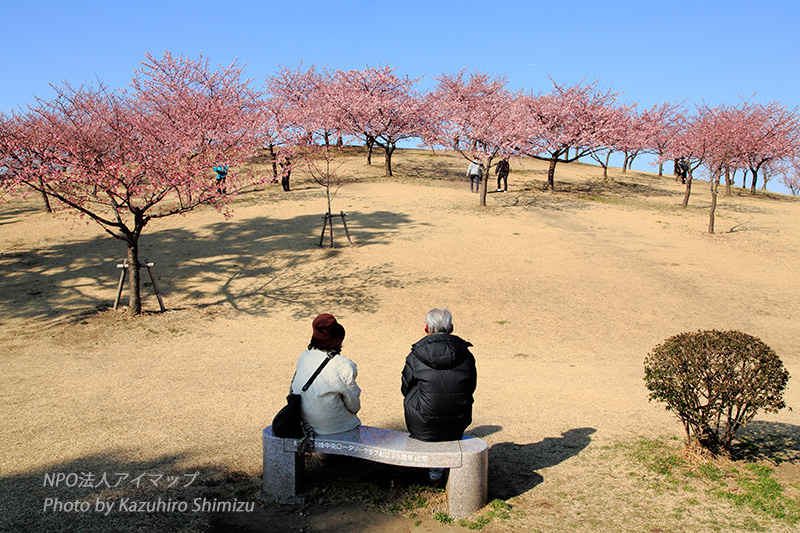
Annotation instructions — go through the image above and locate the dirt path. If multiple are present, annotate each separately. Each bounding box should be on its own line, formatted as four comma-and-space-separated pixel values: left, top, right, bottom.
2, 151, 799, 531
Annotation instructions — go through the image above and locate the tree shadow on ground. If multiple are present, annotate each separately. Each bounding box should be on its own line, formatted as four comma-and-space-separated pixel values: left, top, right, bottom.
0, 199, 43, 226
393, 153, 468, 183
0, 209, 425, 323
488, 427, 596, 500
0, 452, 260, 533
549, 174, 679, 200
732, 421, 800, 464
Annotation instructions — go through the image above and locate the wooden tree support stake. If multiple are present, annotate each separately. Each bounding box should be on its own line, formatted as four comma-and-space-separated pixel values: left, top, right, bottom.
113, 260, 166, 312
319, 211, 353, 248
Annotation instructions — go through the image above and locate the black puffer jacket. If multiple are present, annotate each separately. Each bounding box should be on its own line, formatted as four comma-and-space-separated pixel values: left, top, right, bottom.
401, 333, 477, 442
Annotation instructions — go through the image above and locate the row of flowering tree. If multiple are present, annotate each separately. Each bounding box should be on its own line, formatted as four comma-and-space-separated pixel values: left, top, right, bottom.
257, 64, 800, 211
4, 55, 800, 313
663, 100, 800, 232
0, 52, 265, 314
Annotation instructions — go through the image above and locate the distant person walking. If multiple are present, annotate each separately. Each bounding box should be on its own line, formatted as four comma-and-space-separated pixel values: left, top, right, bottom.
213, 166, 228, 194
675, 158, 688, 184
466, 159, 483, 193
280, 156, 292, 192
495, 158, 510, 192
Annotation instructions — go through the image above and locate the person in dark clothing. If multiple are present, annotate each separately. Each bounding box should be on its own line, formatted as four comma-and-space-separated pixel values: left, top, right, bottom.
279, 156, 292, 192
401, 308, 477, 482
495, 158, 510, 192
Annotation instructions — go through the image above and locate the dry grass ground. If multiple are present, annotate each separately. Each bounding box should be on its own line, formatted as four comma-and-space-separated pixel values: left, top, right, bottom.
2, 148, 800, 532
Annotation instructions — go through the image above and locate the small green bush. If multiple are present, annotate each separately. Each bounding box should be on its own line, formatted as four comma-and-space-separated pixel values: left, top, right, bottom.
644, 330, 789, 455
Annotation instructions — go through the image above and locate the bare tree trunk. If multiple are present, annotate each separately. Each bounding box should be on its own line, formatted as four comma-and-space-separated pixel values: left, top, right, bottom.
365, 135, 374, 165
268, 144, 279, 181
658, 161, 664, 176
384, 143, 395, 177
479, 156, 493, 207
682, 168, 693, 208
741, 169, 748, 189
39, 180, 52, 213
126, 240, 141, 316
622, 153, 629, 174
750, 168, 758, 194
709, 174, 719, 234
724, 168, 732, 196
547, 157, 558, 191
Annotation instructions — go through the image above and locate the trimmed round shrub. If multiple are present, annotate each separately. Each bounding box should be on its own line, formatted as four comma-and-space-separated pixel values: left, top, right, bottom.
644, 330, 790, 455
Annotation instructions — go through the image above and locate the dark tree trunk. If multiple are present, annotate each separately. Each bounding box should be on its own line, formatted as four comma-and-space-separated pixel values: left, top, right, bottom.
365, 135, 374, 165
674, 158, 680, 182
682, 168, 693, 208
622, 153, 630, 173
384, 143, 395, 177
750, 168, 758, 194
724, 168, 732, 196
709, 175, 719, 234
40, 186, 52, 213
741, 169, 748, 189
547, 157, 558, 191
126, 239, 141, 316
658, 161, 664, 176
268, 144, 279, 181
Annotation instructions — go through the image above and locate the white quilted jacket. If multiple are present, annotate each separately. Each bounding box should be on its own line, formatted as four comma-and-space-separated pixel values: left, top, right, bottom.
290, 349, 361, 435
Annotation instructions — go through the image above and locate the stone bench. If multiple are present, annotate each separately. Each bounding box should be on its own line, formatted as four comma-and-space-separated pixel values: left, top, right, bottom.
262, 425, 488, 518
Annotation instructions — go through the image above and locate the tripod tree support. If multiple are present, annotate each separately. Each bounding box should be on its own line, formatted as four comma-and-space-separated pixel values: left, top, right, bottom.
319, 211, 353, 248
113, 260, 166, 312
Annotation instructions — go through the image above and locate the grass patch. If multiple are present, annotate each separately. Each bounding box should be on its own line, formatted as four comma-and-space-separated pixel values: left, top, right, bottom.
624, 436, 800, 528
716, 463, 800, 524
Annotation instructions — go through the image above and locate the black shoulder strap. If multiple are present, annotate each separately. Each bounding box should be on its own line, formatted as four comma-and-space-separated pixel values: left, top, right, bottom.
301, 352, 335, 392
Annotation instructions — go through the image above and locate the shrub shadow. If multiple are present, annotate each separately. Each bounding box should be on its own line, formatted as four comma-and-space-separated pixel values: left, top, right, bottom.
488, 427, 596, 500
732, 421, 800, 463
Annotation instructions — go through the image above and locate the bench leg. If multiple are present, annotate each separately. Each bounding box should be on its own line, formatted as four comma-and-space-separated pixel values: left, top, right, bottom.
446, 447, 488, 518
262, 437, 304, 503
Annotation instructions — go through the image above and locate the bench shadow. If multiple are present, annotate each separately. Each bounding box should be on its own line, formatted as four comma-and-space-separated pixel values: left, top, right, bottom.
488, 427, 596, 500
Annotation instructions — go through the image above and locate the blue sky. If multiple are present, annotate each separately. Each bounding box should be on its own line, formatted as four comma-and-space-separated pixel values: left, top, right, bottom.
3, 0, 799, 192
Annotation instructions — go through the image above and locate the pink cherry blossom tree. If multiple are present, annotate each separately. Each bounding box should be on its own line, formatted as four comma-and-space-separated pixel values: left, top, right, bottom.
0, 52, 263, 315
517, 80, 625, 191
632, 102, 685, 176
665, 109, 705, 208
421, 69, 521, 206
694, 104, 742, 233
588, 104, 633, 179
256, 86, 295, 185
267, 64, 355, 217
779, 158, 800, 195
324, 65, 422, 177
732, 100, 799, 194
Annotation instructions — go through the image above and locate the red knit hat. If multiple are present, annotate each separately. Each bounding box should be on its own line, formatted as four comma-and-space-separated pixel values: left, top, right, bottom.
310, 313, 345, 350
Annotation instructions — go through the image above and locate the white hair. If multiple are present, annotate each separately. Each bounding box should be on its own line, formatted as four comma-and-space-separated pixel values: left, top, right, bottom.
426, 308, 453, 334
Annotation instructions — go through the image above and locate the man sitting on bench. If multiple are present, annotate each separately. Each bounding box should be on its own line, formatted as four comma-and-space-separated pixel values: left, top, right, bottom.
401, 308, 477, 482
